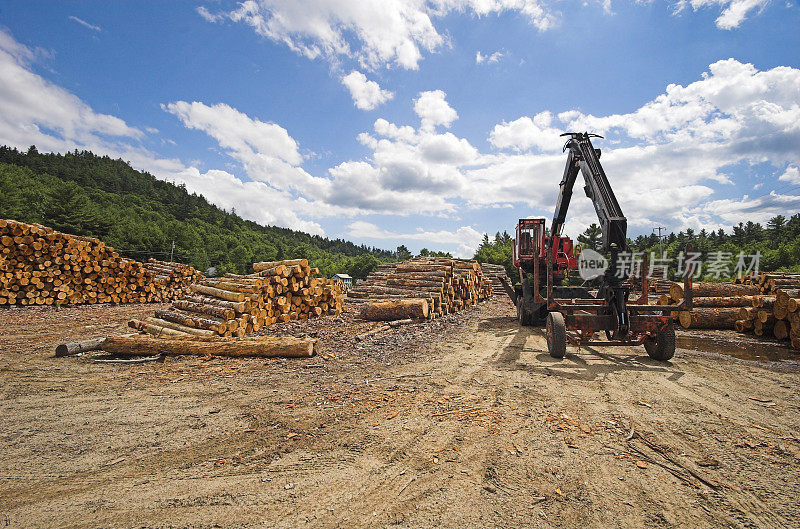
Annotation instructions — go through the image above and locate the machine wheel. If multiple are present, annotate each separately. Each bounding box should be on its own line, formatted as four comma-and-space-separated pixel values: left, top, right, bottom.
644, 327, 676, 362
546, 312, 566, 359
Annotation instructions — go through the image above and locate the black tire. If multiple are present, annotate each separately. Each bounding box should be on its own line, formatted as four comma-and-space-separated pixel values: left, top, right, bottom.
517, 299, 529, 326
546, 312, 566, 359
645, 327, 676, 361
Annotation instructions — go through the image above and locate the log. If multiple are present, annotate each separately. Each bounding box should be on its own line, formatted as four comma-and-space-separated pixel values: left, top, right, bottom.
253, 265, 288, 277
788, 298, 800, 313
690, 296, 758, 308
774, 320, 789, 340
172, 299, 236, 320
127, 319, 192, 337
55, 337, 107, 357
751, 296, 775, 309
181, 294, 249, 313
773, 303, 788, 321
0, 220, 201, 306
189, 283, 245, 302
757, 310, 773, 323
754, 317, 775, 336
100, 334, 317, 358
669, 282, 759, 301
153, 309, 227, 334
359, 299, 429, 321
678, 308, 739, 329
144, 316, 216, 337
734, 319, 753, 332
253, 259, 307, 272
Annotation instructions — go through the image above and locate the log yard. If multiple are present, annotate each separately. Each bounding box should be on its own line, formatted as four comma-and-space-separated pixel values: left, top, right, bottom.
1, 3, 799, 529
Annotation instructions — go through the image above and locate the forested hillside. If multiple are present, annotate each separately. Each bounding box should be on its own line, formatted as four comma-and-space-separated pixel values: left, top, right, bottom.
475, 216, 800, 283
0, 146, 393, 277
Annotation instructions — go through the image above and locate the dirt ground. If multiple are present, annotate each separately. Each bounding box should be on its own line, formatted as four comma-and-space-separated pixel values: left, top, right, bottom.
1, 299, 798, 529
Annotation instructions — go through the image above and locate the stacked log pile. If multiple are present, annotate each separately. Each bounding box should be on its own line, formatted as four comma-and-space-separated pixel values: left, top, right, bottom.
733, 273, 800, 349
663, 274, 799, 350
346, 256, 489, 319
128, 258, 344, 337
0, 219, 200, 306
143, 259, 203, 300
650, 279, 673, 294
479, 263, 508, 296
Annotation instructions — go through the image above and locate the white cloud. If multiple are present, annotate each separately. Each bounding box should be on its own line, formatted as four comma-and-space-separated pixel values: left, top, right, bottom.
476, 50, 504, 64
196, 0, 555, 70
694, 191, 799, 225
0, 29, 142, 154
489, 111, 563, 152
341, 70, 394, 110
336, 59, 798, 235
347, 221, 483, 257
676, 0, 769, 29
161, 101, 325, 195
414, 90, 458, 130
166, 167, 325, 235
68, 16, 102, 32
778, 165, 799, 186
196, 1, 768, 71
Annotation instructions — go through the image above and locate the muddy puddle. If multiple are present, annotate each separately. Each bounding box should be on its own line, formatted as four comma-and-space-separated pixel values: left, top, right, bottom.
676, 333, 797, 363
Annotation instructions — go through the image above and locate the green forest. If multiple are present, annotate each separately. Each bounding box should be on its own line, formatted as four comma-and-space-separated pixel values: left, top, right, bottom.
0, 146, 395, 278
474, 215, 800, 283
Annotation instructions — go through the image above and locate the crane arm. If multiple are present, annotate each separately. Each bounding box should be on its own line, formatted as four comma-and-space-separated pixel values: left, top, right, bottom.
550, 132, 631, 337
551, 132, 627, 253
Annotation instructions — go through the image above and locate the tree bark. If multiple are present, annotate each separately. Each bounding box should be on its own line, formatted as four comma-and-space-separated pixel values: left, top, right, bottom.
773, 320, 789, 340
143, 316, 216, 336
690, 296, 758, 308
100, 334, 317, 358
181, 294, 249, 313
678, 308, 739, 329
127, 319, 193, 337
253, 259, 307, 272
751, 296, 775, 309
670, 282, 759, 301
189, 283, 245, 302
55, 337, 107, 357
172, 299, 236, 320
153, 309, 228, 334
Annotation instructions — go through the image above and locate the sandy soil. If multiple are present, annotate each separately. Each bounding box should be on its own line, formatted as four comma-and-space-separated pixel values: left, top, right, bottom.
1, 300, 798, 529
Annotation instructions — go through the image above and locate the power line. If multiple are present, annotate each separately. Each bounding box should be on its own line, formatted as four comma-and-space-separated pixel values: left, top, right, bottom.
652, 227, 667, 257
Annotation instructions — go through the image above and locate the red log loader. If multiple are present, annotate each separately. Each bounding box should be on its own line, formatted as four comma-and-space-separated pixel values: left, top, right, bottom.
498, 133, 691, 361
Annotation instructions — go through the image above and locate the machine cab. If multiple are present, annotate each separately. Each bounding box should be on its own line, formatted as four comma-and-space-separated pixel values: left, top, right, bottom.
513, 218, 578, 274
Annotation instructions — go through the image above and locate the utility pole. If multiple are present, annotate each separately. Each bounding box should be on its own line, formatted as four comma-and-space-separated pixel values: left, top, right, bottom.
169, 240, 175, 263
653, 227, 666, 257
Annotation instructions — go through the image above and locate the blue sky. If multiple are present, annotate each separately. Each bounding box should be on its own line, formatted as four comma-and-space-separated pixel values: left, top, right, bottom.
0, 0, 797, 256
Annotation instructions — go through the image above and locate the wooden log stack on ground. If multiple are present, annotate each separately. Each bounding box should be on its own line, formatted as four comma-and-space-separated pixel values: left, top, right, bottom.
0, 219, 201, 306
668, 274, 800, 350
143, 259, 203, 300
129, 258, 344, 338
479, 263, 508, 297
346, 256, 488, 320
